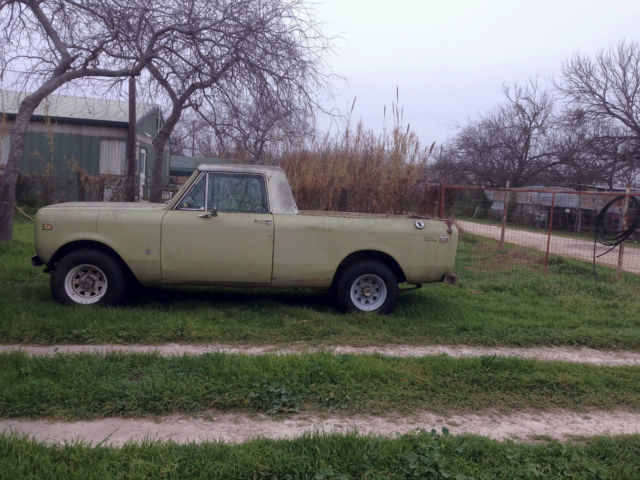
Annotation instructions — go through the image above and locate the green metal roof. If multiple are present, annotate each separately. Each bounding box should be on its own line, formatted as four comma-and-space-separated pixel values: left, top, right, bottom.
0, 89, 156, 124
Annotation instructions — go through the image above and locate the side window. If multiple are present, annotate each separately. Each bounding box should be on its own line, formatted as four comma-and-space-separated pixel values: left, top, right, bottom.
208, 174, 268, 213
177, 173, 206, 210
99, 140, 126, 175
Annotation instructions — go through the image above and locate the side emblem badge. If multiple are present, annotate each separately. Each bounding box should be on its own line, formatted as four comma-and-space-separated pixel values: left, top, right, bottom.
415, 220, 425, 230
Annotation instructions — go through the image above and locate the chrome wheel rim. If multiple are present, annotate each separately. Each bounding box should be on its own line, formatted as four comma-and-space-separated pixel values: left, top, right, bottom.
64, 264, 108, 304
350, 273, 387, 311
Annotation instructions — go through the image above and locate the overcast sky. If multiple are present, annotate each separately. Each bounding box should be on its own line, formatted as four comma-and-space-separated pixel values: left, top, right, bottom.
314, 0, 640, 146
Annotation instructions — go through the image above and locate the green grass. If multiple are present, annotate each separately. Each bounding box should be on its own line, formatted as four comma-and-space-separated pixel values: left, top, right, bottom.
2, 431, 640, 479
1, 352, 639, 418
1, 217, 639, 348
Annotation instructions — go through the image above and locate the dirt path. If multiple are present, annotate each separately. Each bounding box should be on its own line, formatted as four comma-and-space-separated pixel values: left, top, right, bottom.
456, 220, 640, 274
2, 343, 640, 366
3, 409, 639, 446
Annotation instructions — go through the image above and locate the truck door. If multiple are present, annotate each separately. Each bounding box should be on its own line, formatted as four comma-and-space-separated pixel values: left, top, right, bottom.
161, 172, 274, 284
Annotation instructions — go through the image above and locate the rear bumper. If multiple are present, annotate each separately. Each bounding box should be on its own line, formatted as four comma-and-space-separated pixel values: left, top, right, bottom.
31, 255, 43, 267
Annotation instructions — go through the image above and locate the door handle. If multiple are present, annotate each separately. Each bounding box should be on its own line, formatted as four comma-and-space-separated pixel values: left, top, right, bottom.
254, 219, 273, 225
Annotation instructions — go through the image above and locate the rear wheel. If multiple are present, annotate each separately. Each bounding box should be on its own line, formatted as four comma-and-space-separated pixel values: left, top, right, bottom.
335, 261, 398, 313
50, 249, 127, 305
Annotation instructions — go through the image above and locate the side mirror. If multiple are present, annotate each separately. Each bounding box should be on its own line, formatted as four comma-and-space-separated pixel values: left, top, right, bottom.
198, 207, 218, 219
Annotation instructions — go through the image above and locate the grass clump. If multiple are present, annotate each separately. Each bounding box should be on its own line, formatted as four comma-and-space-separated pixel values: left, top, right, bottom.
2, 431, 640, 479
1, 352, 640, 418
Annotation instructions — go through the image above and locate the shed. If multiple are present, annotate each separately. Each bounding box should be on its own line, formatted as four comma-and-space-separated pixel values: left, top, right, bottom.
0, 90, 170, 202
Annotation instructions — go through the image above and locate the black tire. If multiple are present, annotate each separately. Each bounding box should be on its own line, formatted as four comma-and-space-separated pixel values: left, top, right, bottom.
50, 248, 127, 306
335, 261, 398, 313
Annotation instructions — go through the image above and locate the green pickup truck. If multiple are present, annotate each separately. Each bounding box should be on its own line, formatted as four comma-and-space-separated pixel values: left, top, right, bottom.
32, 164, 458, 313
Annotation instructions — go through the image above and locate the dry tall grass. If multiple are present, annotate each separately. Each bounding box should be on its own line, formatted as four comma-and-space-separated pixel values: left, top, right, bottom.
279, 108, 432, 214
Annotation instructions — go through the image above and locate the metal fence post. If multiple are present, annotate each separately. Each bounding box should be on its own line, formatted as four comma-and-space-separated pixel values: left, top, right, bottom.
499, 181, 510, 248
575, 191, 583, 233
616, 186, 631, 282
544, 192, 556, 277
439, 184, 445, 218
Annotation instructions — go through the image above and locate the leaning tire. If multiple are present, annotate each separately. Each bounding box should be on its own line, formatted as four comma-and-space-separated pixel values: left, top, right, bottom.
50, 249, 127, 306
335, 261, 398, 313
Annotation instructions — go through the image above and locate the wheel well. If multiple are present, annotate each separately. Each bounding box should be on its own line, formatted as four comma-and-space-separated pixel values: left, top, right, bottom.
332, 250, 406, 286
49, 241, 137, 280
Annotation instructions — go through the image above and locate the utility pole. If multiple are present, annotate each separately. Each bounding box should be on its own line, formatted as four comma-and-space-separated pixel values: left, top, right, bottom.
125, 76, 137, 201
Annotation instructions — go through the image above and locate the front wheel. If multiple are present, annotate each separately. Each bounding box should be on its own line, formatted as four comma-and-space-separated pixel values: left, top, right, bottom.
50, 249, 127, 305
335, 261, 399, 313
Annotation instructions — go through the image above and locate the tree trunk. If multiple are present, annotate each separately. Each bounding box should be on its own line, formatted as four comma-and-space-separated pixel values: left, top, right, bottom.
150, 109, 181, 203
0, 94, 41, 241
150, 129, 171, 203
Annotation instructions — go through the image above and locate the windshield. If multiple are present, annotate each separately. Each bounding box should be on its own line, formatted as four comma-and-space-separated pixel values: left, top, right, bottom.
165, 170, 200, 210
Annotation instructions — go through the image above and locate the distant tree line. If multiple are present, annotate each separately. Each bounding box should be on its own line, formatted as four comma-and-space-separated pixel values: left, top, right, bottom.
432, 41, 640, 189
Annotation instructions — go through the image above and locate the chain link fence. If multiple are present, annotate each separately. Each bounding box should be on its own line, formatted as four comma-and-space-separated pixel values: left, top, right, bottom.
419, 185, 640, 281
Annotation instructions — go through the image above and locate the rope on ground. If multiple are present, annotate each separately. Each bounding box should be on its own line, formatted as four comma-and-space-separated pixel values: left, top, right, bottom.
15, 205, 35, 222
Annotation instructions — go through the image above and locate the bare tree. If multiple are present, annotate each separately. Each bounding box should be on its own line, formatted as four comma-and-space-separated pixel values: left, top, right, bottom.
558, 40, 640, 187
168, 112, 227, 159
560, 40, 640, 139
199, 74, 316, 162
547, 108, 640, 188
140, 0, 327, 202
438, 80, 559, 187
0, 0, 175, 241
